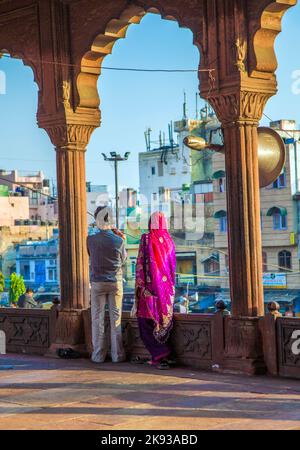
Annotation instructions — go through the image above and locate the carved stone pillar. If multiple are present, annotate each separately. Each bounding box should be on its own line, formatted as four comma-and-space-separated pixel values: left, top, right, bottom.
207, 89, 273, 374
41, 120, 97, 353
209, 90, 271, 318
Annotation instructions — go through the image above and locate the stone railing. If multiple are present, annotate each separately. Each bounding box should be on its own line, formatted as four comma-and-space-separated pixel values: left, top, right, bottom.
82, 310, 224, 370
1, 307, 299, 379
260, 315, 300, 379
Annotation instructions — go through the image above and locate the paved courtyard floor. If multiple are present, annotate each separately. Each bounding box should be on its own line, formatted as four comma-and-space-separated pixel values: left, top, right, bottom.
0, 354, 299, 430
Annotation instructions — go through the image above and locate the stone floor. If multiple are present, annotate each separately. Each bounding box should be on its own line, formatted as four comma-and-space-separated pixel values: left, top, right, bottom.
0, 354, 299, 430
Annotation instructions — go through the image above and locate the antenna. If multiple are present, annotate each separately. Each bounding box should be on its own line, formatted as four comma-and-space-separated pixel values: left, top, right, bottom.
144, 128, 151, 151
159, 130, 162, 148
183, 91, 187, 120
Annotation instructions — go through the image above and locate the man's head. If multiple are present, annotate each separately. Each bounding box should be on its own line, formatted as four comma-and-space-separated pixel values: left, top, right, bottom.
267, 301, 280, 313
26, 288, 34, 297
215, 300, 227, 311
94, 206, 115, 230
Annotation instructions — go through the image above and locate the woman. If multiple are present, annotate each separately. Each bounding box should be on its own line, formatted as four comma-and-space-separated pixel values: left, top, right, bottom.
132, 211, 176, 369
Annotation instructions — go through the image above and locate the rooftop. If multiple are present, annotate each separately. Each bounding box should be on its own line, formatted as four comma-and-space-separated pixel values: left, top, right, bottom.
0, 354, 299, 430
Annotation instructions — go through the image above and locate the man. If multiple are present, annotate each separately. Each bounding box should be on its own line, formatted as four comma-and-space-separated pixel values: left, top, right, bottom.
87, 206, 127, 363
215, 300, 230, 316
17, 288, 37, 309
179, 295, 189, 314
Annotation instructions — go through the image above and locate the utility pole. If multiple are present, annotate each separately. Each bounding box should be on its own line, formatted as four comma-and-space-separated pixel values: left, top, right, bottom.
101, 152, 130, 229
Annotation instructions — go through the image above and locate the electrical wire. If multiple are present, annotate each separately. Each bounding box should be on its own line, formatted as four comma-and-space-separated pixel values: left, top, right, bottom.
0, 53, 214, 75
263, 112, 300, 142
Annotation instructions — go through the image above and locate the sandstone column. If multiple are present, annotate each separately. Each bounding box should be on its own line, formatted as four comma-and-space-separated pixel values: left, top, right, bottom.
207, 89, 274, 373
41, 121, 97, 353
209, 90, 272, 318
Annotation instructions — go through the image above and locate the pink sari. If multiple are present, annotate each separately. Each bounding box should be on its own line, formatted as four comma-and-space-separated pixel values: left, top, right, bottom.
135, 212, 176, 360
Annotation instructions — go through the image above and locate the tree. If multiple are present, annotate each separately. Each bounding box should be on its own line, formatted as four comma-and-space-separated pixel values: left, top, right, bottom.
0, 272, 4, 295
9, 273, 26, 305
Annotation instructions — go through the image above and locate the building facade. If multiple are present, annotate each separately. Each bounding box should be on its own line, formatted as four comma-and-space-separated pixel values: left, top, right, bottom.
15, 231, 59, 292
213, 119, 300, 292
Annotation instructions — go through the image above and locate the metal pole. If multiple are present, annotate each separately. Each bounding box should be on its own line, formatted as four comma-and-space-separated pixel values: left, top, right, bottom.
114, 158, 119, 229
101, 152, 130, 230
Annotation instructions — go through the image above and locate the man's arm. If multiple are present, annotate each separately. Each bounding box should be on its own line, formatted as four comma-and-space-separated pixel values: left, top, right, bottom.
120, 241, 127, 265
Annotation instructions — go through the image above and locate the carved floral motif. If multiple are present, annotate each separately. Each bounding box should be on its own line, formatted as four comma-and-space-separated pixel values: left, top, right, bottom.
208, 91, 272, 125
235, 37, 247, 72
44, 124, 97, 149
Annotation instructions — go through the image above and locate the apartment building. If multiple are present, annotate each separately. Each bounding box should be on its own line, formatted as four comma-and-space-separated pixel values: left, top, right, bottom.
213, 119, 300, 290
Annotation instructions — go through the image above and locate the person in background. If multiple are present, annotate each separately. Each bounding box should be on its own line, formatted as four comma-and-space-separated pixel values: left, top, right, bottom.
284, 304, 295, 318
179, 296, 189, 314
87, 206, 127, 364
215, 300, 230, 316
267, 301, 282, 318
17, 288, 37, 309
132, 211, 176, 370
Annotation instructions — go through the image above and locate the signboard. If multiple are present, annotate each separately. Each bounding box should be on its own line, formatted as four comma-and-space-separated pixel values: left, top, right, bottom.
263, 273, 287, 289
177, 275, 195, 284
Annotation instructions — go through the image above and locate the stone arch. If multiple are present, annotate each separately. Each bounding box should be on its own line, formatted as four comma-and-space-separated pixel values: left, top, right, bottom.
0, 48, 41, 91
250, 0, 297, 78
76, 4, 200, 111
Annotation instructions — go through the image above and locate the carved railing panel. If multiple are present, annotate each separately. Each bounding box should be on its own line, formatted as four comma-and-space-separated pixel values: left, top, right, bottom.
0, 308, 56, 355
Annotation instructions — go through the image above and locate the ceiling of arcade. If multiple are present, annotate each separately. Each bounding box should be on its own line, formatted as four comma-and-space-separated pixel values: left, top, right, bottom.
0, 0, 297, 126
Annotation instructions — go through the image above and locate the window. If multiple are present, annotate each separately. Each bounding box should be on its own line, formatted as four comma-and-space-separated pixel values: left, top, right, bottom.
219, 216, 227, 233
273, 170, 286, 189
151, 166, 156, 176
273, 213, 287, 230
262, 251, 267, 272
278, 250, 292, 271
219, 178, 225, 193
131, 259, 136, 278
19, 261, 34, 281
23, 264, 30, 280
204, 258, 220, 275
157, 161, 164, 177
47, 268, 57, 281
214, 210, 227, 233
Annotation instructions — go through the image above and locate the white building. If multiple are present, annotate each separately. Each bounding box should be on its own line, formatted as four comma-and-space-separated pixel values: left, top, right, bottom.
86, 184, 110, 226
139, 119, 203, 212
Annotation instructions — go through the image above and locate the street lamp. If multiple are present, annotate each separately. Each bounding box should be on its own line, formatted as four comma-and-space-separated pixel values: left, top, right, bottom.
101, 152, 130, 229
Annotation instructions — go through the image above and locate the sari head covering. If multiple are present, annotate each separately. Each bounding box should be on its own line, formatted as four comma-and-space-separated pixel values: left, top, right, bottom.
135, 211, 176, 343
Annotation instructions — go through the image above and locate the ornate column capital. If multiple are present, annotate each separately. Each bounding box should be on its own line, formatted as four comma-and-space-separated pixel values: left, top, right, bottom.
38, 107, 100, 151
207, 89, 273, 127
43, 123, 97, 151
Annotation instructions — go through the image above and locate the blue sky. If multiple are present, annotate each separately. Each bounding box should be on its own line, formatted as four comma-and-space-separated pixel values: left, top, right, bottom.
1, 6, 300, 191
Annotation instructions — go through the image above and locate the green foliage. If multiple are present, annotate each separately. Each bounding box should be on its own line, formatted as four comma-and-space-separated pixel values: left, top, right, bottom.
0, 272, 4, 294
9, 273, 26, 304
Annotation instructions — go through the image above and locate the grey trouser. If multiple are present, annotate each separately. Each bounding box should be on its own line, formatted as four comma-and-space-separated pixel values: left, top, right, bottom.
91, 280, 126, 363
